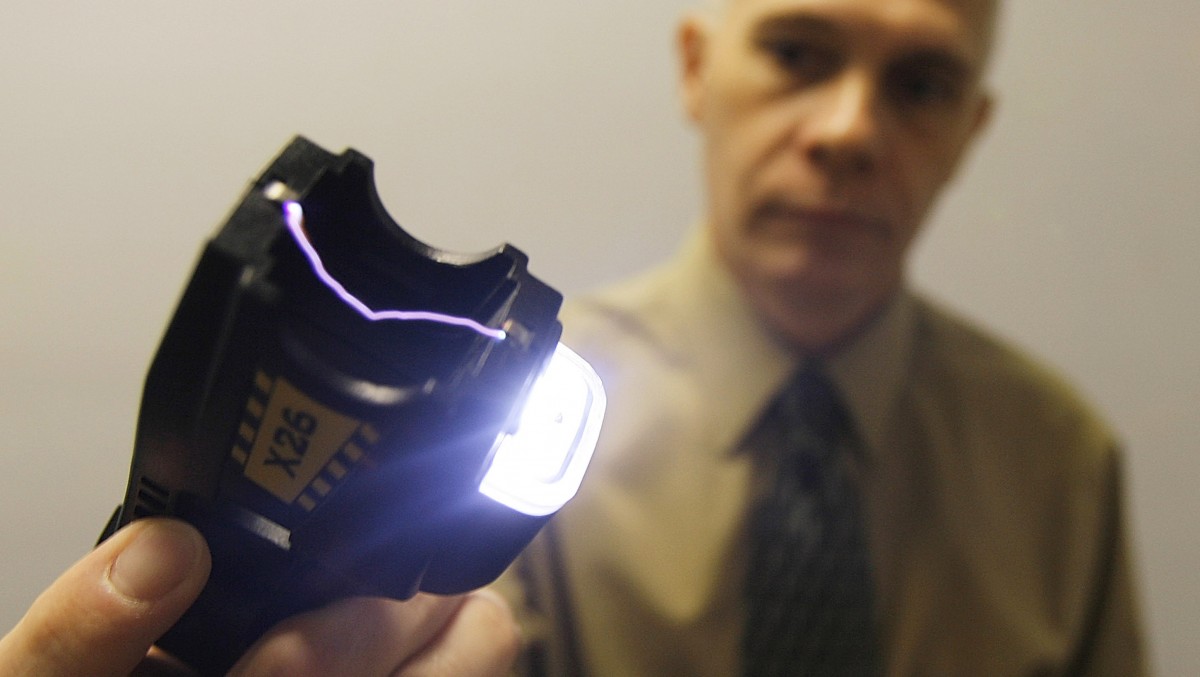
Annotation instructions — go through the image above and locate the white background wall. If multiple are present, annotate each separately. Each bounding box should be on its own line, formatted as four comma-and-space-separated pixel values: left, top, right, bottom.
2, 1, 1196, 672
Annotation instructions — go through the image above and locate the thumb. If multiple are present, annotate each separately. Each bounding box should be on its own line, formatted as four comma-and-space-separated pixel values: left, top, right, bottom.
0, 518, 211, 677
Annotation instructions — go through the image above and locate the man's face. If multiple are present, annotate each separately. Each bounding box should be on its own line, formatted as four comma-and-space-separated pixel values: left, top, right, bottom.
680, 0, 994, 351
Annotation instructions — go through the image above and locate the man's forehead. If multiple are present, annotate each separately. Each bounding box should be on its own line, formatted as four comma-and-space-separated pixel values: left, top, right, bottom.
717, 0, 997, 34
714, 0, 997, 65
719, 0, 995, 14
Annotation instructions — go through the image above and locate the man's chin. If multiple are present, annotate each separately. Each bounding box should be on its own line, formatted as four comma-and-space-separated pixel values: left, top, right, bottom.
757, 253, 867, 296
743, 274, 880, 353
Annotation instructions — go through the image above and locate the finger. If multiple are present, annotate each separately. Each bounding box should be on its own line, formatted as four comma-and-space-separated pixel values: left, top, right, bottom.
393, 589, 521, 677
0, 518, 211, 677
129, 647, 201, 677
228, 594, 465, 677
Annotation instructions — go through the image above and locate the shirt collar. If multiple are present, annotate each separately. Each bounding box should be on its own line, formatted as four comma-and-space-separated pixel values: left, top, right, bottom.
630, 228, 915, 459
825, 290, 915, 458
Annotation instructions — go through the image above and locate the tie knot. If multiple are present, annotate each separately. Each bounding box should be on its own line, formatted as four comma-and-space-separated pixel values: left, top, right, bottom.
776, 367, 848, 445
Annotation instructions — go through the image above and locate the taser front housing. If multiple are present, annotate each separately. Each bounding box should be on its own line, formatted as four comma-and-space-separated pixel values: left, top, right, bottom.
99, 137, 605, 675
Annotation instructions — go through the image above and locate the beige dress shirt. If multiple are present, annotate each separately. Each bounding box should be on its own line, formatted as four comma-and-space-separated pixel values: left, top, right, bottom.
496, 232, 1147, 676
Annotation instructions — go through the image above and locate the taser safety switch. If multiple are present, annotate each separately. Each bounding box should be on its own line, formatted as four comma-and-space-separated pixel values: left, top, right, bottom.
99, 136, 605, 675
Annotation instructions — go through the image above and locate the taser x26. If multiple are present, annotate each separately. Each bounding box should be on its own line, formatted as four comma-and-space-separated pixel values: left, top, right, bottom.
98, 137, 605, 675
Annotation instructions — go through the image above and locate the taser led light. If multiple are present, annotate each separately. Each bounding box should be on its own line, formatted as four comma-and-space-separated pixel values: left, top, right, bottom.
98, 137, 605, 676
481, 342, 606, 516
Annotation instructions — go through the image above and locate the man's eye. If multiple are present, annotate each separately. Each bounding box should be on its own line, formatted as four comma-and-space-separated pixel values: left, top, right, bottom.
889, 66, 966, 108
758, 38, 837, 81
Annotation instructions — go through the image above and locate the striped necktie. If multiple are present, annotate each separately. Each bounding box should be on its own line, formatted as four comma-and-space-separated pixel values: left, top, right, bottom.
741, 367, 882, 676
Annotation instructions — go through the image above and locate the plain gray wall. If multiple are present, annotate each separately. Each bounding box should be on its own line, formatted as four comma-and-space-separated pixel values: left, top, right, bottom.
2, 1, 1196, 672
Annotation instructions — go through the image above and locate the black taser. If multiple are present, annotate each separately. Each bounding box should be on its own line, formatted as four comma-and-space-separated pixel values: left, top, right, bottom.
99, 137, 605, 675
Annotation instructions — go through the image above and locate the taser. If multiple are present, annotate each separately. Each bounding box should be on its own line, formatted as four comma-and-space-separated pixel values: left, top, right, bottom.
98, 137, 605, 675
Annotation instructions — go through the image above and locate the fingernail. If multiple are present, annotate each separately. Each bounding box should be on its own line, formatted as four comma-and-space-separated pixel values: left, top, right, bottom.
108, 520, 205, 602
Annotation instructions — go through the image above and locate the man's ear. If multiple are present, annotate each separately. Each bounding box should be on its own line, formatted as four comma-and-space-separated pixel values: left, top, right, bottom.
945, 89, 996, 184
677, 14, 711, 124
971, 90, 995, 139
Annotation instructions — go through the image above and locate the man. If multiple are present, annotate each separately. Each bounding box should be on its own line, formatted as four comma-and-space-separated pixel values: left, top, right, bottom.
495, 0, 1147, 674
0, 518, 520, 676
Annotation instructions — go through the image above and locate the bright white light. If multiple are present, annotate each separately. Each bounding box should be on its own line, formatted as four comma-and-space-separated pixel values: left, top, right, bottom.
479, 343, 605, 516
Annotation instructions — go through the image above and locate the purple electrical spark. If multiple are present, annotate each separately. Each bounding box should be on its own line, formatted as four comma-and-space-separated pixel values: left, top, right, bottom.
282, 200, 507, 341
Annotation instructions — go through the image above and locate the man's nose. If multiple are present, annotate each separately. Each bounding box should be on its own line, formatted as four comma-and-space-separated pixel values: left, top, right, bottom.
800, 73, 884, 178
